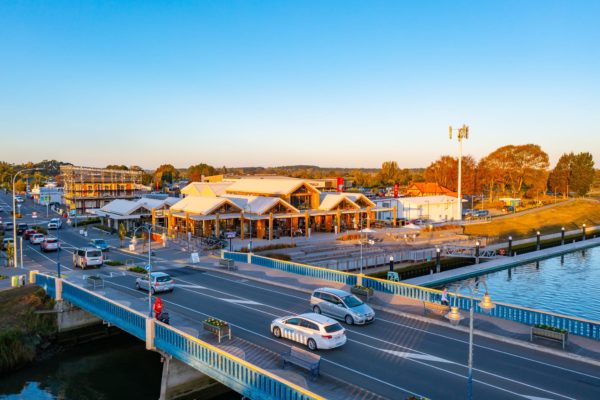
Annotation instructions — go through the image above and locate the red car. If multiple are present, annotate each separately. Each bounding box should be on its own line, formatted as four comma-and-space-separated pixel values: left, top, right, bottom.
23, 229, 37, 240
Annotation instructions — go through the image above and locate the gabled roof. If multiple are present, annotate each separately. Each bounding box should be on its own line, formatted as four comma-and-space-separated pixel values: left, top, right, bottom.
100, 199, 144, 216
181, 182, 233, 197
405, 182, 456, 197
339, 192, 376, 208
318, 194, 360, 211
225, 178, 320, 196
170, 196, 242, 215
224, 195, 299, 215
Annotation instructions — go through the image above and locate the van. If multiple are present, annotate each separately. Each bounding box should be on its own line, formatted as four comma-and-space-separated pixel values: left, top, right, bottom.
73, 247, 104, 269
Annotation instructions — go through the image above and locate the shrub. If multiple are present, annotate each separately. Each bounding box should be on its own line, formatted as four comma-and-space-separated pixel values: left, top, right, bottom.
75, 217, 101, 227
105, 260, 124, 266
534, 324, 568, 334
127, 266, 147, 274
262, 252, 291, 261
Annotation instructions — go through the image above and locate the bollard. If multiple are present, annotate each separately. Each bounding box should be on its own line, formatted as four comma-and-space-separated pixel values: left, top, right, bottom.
536, 231, 541, 251
582, 224, 587, 241
508, 236, 513, 257
561, 227, 565, 246
435, 247, 441, 273
475, 241, 480, 264
29, 270, 39, 284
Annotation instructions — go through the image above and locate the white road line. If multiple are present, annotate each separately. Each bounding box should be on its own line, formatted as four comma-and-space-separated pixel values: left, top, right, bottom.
103, 280, 425, 399
174, 284, 207, 289
24, 243, 73, 271
196, 269, 600, 381
221, 299, 263, 305
381, 349, 453, 363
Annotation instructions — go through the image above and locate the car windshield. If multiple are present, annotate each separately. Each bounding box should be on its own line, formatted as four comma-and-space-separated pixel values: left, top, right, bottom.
87, 250, 102, 258
46, 238, 57, 243
342, 295, 363, 308
156, 276, 171, 282
324, 323, 344, 333
95, 240, 106, 245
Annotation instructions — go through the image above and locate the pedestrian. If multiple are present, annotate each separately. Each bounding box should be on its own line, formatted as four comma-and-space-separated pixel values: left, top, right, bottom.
441, 287, 449, 306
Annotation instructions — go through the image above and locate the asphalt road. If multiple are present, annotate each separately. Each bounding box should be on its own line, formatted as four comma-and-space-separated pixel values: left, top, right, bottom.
3, 192, 600, 399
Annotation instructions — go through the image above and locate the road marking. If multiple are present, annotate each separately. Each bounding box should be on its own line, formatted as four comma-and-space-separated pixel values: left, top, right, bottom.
175, 284, 207, 289
523, 397, 556, 400
24, 243, 73, 271
381, 349, 453, 363
221, 299, 263, 305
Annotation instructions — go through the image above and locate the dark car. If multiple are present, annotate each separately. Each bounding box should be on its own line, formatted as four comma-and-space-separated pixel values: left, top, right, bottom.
23, 229, 37, 240
16, 223, 28, 235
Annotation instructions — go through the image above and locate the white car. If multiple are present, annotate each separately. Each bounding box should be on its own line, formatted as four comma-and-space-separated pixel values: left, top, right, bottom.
41, 237, 60, 252
271, 313, 346, 351
15, 196, 24, 203
30, 233, 45, 244
135, 272, 175, 294
48, 218, 62, 229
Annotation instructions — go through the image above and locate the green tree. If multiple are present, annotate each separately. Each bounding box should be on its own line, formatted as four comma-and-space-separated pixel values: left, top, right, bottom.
376, 161, 411, 186
570, 152, 595, 196
118, 223, 126, 247
548, 153, 574, 197
187, 163, 216, 182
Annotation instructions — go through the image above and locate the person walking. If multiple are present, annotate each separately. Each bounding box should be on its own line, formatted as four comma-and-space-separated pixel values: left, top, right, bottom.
441, 287, 449, 306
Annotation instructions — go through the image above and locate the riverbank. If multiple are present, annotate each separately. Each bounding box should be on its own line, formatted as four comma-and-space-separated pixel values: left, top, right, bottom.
0, 285, 56, 373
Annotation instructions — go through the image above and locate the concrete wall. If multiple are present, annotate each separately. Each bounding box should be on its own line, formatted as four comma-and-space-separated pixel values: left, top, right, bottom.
159, 354, 230, 400
56, 303, 102, 333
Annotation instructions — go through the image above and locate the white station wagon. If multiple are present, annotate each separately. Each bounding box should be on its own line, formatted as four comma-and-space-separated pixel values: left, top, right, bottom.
271, 312, 346, 351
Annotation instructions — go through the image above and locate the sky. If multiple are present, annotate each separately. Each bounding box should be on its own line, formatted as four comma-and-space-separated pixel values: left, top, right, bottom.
1, 0, 599, 170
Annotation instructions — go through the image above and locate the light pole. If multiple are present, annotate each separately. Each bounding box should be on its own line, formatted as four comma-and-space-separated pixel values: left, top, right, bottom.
449, 124, 469, 221
132, 224, 153, 317
445, 281, 495, 400
245, 205, 253, 252
12, 167, 40, 268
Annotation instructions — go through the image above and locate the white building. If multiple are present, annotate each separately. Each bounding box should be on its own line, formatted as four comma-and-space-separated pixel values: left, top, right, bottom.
375, 195, 460, 223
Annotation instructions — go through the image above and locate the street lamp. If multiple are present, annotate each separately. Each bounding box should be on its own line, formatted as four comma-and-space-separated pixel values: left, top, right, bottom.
131, 224, 153, 317
449, 124, 469, 221
245, 205, 253, 252
12, 167, 41, 268
445, 281, 495, 400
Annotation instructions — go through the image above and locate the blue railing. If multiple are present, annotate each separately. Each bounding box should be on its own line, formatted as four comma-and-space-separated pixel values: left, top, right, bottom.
35, 273, 56, 298
224, 251, 249, 263
154, 324, 320, 400
223, 252, 600, 340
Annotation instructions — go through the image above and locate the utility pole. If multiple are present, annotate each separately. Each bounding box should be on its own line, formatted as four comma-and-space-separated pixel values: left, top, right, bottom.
449, 124, 469, 221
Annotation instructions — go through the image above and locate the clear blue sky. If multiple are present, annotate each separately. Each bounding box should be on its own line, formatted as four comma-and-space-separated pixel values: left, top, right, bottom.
1, 0, 599, 169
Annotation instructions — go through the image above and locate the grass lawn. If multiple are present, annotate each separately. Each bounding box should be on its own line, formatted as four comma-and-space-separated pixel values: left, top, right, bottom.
463, 199, 600, 239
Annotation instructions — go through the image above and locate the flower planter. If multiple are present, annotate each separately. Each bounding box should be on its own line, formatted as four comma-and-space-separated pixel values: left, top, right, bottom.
203, 318, 232, 343
350, 286, 374, 299
531, 326, 568, 349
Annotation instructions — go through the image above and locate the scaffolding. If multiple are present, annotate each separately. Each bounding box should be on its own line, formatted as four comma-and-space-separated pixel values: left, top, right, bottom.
61, 165, 143, 213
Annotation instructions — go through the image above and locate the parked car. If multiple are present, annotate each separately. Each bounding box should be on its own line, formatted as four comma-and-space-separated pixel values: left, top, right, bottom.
473, 210, 489, 217
3, 221, 13, 231
502, 205, 515, 213
73, 247, 104, 269
2, 237, 14, 250
23, 229, 37, 240
47, 218, 62, 230
310, 288, 375, 325
41, 237, 60, 252
16, 223, 28, 235
89, 238, 109, 251
15, 196, 24, 203
271, 312, 346, 350
135, 272, 174, 294
30, 233, 45, 244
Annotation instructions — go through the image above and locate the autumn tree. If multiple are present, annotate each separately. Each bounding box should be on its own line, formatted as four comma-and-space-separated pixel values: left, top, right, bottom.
187, 163, 216, 182
548, 153, 574, 197
424, 155, 477, 194
376, 161, 411, 186
154, 164, 179, 187
570, 152, 595, 196
482, 144, 549, 197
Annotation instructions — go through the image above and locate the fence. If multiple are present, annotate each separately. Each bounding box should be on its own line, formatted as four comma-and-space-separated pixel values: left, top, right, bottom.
222, 251, 600, 340
34, 273, 323, 400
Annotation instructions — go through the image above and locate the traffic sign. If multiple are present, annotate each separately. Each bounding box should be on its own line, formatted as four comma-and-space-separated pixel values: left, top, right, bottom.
226, 231, 236, 239
32, 212, 37, 219
144, 264, 151, 271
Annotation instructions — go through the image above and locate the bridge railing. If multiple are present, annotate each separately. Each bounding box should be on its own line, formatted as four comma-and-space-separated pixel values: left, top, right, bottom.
154, 323, 322, 400
221, 251, 600, 340
34, 273, 324, 400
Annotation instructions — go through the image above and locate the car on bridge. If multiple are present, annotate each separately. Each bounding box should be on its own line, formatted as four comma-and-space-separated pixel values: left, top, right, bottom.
41, 237, 60, 252
135, 272, 175, 294
30, 233, 45, 244
89, 238, 109, 251
271, 312, 346, 350
310, 288, 375, 325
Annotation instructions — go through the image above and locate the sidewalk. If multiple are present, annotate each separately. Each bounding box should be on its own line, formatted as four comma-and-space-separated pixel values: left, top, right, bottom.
191, 255, 600, 366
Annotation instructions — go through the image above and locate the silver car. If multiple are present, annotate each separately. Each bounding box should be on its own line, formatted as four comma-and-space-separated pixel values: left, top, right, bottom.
136, 272, 175, 294
310, 287, 375, 325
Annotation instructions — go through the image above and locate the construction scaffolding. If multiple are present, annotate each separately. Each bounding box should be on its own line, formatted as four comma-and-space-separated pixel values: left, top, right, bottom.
61, 165, 143, 214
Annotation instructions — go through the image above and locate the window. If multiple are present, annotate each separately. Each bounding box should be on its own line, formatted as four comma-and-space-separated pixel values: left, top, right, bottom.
300, 320, 319, 331
156, 276, 171, 282
320, 293, 335, 303
312, 291, 322, 299
86, 250, 102, 258
285, 318, 301, 326
324, 323, 344, 333
343, 295, 363, 308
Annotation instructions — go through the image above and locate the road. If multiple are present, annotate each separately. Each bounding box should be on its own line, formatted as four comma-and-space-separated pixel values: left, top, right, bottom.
2, 192, 600, 399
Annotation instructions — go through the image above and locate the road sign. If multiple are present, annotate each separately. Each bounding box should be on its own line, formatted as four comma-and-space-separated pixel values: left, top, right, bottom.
32, 211, 37, 219
226, 231, 236, 239
144, 264, 151, 271
191, 252, 200, 264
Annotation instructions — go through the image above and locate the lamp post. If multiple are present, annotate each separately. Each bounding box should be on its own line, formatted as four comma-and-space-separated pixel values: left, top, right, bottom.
536, 231, 541, 251
245, 205, 253, 252
449, 124, 469, 221
436, 247, 441, 273
561, 227, 565, 245
445, 281, 495, 400
12, 168, 40, 268
475, 241, 480, 264
508, 236, 513, 257
582, 223, 587, 241
132, 224, 153, 317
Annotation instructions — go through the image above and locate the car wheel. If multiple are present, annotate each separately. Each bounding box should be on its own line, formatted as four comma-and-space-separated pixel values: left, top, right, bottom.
312, 305, 321, 314
82, 262, 87, 270
272, 326, 281, 338
307, 338, 317, 351
136, 282, 140, 290
345, 315, 354, 325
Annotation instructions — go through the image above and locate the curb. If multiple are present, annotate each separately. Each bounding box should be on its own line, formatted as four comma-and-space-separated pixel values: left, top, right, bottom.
187, 263, 600, 368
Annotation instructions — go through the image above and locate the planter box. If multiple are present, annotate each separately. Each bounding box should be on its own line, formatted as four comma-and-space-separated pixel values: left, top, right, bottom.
350, 286, 374, 299
203, 321, 232, 343
531, 326, 568, 349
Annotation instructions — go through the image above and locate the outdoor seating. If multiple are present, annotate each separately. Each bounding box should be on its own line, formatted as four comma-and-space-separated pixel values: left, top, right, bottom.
423, 301, 450, 317
282, 346, 321, 380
